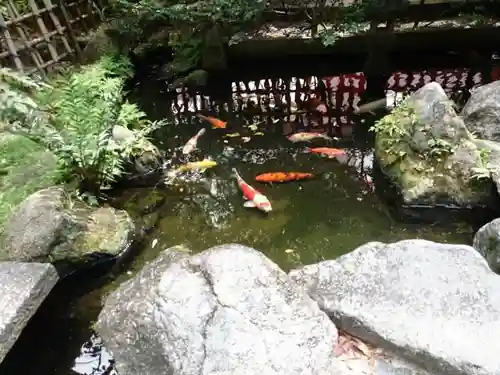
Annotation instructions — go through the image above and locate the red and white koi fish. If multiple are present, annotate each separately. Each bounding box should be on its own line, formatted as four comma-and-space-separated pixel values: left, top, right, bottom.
232, 168, 272, 213
182, 128, 206, 155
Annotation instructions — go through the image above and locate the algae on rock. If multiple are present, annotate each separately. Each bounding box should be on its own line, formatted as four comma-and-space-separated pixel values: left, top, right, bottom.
372, 82, 495, 207
0, 186, 134, 264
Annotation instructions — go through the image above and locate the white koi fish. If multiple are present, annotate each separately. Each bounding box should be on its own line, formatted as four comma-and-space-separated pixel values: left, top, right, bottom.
182, 128, 206, 155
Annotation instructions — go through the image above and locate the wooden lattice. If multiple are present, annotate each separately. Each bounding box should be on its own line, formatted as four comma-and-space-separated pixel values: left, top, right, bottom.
0, 0, 104, 75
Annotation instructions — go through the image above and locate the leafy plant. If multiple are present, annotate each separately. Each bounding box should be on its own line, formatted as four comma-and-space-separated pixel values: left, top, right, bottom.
2, 55, 166, 198
29, 55, 166, 194
0, 67, 50, 130
106, 0, 266, 72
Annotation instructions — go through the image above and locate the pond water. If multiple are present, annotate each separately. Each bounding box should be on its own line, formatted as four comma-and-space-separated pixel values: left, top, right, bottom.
0, 66, 481, 375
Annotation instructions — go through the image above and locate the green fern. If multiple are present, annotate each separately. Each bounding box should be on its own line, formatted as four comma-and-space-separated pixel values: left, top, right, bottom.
1, 55, 165, 196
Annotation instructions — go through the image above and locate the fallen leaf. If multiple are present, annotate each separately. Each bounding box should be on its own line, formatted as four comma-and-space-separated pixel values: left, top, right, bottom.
224, 132, 241, 138
254, 131, 264, 136
248, 124, 258, 131
241, 136, 251, 143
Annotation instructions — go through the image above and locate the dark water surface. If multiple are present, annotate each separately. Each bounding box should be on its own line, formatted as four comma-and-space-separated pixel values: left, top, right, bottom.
0, 65, 479, 375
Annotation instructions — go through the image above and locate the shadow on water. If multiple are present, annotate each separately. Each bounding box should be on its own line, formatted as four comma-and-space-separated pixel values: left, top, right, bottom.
1, 55, 493, 375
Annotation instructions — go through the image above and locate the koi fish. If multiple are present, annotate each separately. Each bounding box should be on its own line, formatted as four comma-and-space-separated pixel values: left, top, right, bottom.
232, 168, 272, 213
305, 147, 346, 158
182, 128, 206, 155
176, 159, 217, 173
196, 114, 227, 128
165, 159, 218, 182
255, 172, 313, 183
288, 132, 333, 143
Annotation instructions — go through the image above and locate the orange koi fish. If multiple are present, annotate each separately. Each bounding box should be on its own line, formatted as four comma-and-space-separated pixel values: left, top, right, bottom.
182, 128, 206, 155
233, 168, 272, 213
288, 132, 333, 143
255, 172, 314, 183
305, 147, 346, 158
196, 114, 227, 129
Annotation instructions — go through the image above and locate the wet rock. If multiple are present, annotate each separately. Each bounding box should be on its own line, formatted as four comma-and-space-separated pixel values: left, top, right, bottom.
0, 186, 133, 265
473, 218, 500, 273
132, 27, 170, 57
95, 244, 339, 375
167, 69, 208, 92
0, 262, 58, 363
112, 125, 163, 175
289, 239, 500, 375
201, 25, 227, 71
461, 81, 500, 142
373, 82, 496, 208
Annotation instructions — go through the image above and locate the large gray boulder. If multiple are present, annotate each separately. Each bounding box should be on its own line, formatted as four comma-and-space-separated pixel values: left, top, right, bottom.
95, 244, 339, 375
289, 239, 500, 375
0, 186, 133, 264
0, 262, 58, 363
372, 82, 498, 208
461, 81, 500, 142
473, 218, 500, 273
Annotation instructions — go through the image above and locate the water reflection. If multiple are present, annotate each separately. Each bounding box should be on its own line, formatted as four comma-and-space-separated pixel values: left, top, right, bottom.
169, 68, 484, 132
72, 334, 116, 375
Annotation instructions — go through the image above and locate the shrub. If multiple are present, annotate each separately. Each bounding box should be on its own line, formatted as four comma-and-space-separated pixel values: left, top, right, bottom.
1, 55, 167, 198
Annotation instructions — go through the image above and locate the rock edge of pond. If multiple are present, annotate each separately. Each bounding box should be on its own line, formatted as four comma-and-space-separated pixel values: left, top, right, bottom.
95, 238, 500, 375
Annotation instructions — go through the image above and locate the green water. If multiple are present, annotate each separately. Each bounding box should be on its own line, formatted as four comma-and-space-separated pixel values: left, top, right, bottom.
111, 111, 473, 274
0, 85, 474, 375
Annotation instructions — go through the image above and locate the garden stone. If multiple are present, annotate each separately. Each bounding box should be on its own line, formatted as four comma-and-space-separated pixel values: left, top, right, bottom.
0, 186, 133, 266
0, 262, 58, 363
373, 82, 497, 209
473, 218, 500, 273
461, 80, 500, 142
95, 244, 340, 375
112, 125, 163, 175
289, 239, 500, 375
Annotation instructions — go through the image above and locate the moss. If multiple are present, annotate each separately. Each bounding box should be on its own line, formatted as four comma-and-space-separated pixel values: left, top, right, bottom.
371, 96, 491, 204
0, 134, 60, 230
72, 206, 134, 257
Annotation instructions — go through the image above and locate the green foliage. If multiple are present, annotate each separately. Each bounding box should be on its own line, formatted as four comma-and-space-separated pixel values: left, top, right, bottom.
316, 0, 371, 46
0, 66, 50, 130
370, 98, 458, 167
1, 55, 166, 199
0, 0, 30, 17
29, 55, 165, 193
106, 0, 266, 71
0, 134, 60, 230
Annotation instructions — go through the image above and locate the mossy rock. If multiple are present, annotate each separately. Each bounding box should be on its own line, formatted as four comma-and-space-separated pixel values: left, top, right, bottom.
0, 186, 134, 265
373, 82, 494, 207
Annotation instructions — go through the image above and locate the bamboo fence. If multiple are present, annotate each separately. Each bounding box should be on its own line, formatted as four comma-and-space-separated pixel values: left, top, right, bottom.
0, 0, 104, 76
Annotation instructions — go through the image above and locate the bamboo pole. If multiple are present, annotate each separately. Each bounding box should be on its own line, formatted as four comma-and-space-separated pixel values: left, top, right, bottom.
7, 0, 47, 77
0, 12, 24, 71
41, 0, 75, 59
27, 0, 60, 64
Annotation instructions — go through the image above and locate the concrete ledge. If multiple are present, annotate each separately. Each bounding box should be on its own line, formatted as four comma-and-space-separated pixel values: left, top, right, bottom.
0, 262, 59, 363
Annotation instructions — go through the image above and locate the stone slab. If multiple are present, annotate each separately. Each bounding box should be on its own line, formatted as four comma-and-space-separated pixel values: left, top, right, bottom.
0, 262, 59, 363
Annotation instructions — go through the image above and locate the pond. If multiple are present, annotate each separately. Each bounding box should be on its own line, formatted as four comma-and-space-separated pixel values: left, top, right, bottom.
0, 65, 479, 375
